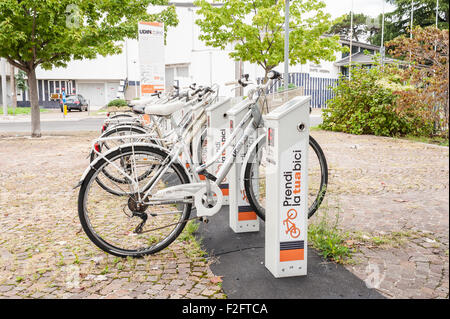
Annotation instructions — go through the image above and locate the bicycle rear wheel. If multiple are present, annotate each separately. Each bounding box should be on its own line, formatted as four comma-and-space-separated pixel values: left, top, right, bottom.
244, 135, 328, 220
78, 145, 192, 257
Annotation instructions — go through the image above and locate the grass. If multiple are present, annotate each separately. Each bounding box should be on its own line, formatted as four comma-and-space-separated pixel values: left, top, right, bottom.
348, 230, 419, 249
178, 220, 207, 258
178, 220, 200, 242
7, 107, 49, 115
308, 203, 352, 264
402, 134, 449, 147
309, 125, 323, 132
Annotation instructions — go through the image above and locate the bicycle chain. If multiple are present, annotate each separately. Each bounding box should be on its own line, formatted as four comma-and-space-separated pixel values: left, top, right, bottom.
136, 215, 203, 234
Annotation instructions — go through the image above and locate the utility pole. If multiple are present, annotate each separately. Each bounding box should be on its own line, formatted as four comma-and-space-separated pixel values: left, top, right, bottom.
284, 0, 290, 90
1, 58, 7, 116
349, 0, 354, 80
10, 64, 17, 115
381, 0, 386, 66
409, 0, 414, 65
410, 0, 414, 39
436, 0, 439, 27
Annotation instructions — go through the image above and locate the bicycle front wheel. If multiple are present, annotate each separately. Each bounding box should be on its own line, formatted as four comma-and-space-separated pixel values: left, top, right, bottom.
78, 144, 192, 257
244, 135, 328, 220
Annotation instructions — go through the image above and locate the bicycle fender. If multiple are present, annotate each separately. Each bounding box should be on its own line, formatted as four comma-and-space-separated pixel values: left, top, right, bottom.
239, 134, 266, 190
73, 142, 177, 189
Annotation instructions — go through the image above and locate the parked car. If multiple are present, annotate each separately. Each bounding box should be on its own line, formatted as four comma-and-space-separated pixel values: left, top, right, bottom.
60, 94, 89, 112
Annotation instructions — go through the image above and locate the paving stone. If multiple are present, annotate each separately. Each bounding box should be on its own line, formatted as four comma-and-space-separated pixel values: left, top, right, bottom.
0, 133, 222, 300
0, 131, 448, 299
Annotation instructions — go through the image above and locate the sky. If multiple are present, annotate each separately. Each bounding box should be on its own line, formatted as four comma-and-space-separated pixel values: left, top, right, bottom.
323, 0, 397, 19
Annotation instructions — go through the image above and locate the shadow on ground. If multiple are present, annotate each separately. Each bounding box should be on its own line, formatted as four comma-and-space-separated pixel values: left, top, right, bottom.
196, 207, 384, 299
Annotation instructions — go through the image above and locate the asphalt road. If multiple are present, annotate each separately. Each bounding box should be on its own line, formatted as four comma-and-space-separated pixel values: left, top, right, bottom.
0, 116, 322, 133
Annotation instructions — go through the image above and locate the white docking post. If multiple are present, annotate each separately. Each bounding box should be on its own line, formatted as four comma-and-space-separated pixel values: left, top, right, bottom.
227, 100, 260, 233
264, 96, 310, 277
204, 97, 236, 204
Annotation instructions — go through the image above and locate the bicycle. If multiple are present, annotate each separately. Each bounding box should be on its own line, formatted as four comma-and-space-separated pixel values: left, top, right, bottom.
76, 70, 327, 257
86, 85, 219, 196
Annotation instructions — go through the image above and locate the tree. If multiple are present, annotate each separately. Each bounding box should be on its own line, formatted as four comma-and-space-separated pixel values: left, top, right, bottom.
374, 0, 450, 45
0, 0, 178, 137
194, 0, 342, 81
386, 26, 449, 136
330, 12, 380, 42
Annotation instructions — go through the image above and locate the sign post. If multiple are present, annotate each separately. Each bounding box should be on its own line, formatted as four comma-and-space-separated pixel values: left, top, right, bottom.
264, 96, 310, 277
138, 22, 165, 96
227, 99, 260, 233
62, 88, 67, 118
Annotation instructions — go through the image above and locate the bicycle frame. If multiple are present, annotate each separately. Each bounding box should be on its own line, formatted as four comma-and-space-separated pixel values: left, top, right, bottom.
142, 104, 259, 217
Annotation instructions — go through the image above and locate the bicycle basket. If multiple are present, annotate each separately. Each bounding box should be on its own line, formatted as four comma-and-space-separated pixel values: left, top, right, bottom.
265, 87, 304, 113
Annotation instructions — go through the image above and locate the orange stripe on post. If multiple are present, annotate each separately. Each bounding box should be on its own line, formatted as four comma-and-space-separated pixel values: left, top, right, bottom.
238, 211, 257, 221
142, 114, 150, 124
280, 249, 304, 262
221, 188, 229, 196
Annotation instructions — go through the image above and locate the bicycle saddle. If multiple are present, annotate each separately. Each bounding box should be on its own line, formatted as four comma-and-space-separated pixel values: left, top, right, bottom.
129, 96, 157, 106
145, 101, 185, 116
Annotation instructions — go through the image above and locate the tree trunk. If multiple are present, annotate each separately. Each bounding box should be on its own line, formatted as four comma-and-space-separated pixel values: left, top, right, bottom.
27, 68, 41, 137
263, 68, 269, 84
10, 65, 17, 115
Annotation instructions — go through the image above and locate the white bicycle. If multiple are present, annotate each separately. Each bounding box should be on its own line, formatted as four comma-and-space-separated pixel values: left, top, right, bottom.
76, 71, 327, 257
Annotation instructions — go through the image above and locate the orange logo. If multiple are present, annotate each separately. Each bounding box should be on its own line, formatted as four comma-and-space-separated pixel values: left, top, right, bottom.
283, 209, 300, 239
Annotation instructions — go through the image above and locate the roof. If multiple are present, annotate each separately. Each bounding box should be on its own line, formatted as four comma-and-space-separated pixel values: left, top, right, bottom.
338, 37, 381, 51
334, 52, 398, 67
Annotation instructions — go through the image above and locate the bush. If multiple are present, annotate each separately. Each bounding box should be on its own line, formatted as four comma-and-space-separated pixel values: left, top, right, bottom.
320, 66, 433, 137
277, 83, 297, 92
107, 99, 128, 107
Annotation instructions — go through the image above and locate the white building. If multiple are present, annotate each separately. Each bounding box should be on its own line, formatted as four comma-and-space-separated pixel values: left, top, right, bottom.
1, 1, 380, 110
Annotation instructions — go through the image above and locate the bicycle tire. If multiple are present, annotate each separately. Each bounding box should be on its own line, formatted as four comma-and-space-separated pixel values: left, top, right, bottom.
78, 144, 192, 257
244, 135, 328, 220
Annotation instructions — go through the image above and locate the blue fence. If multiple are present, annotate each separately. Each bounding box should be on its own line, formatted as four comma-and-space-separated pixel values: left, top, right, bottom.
258, 72, 338, 108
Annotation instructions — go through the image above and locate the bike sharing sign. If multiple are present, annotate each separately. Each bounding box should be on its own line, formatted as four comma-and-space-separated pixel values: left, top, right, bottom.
264, 96, 310, 278
278, 145, 307, 264
138, 22, 165, 95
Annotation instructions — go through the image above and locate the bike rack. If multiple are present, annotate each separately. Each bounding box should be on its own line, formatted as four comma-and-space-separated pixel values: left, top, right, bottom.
227, 99, 260, 233
264, 96, 310, 278
203, 97, 237, 205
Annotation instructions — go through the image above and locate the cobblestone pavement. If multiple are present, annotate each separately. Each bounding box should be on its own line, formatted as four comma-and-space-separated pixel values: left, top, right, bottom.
0, 131, 448, 299
0, 133, 225, 299
310, 131, 449, 299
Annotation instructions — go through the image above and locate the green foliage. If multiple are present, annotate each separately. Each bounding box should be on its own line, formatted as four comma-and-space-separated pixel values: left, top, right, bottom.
0, 0, 177, 73
194, 0, 342, 78
320, 65, 433, 137
178, 220, 200, 242
330, 12, 380, 43
308, 209, 351, 264
7, 107, 48, 115
370, 0, 450, 45
277, 83, 297, 91
15, 70, 28, 92
107, 99, 128, 107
